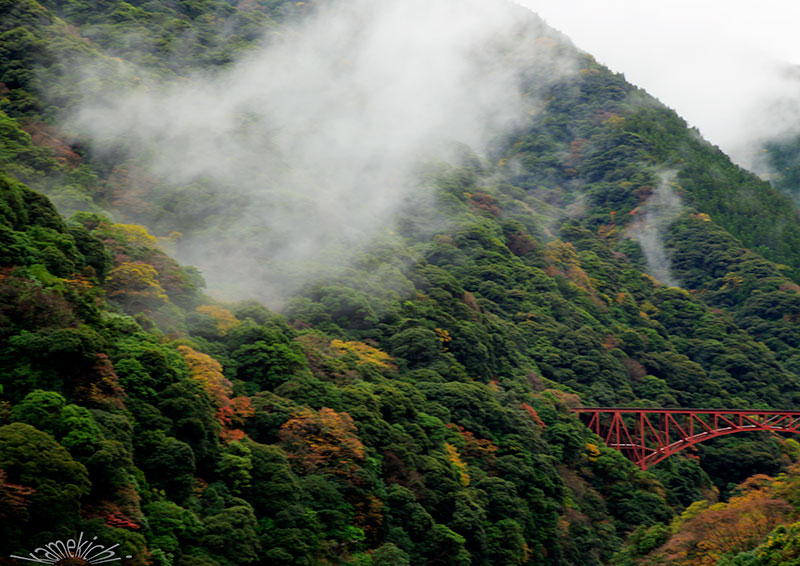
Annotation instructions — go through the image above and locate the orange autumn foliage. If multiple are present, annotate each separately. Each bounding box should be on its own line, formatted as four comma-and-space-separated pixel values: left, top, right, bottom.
279, 408, 365, 477
177, 345, 232, 408
446, 424, 499, 465
444, 443, 470, 487
85, 498, 142, 531
656, 474, 793, 566
461, 430, 498, 462
521, 403, 547, 429
543, 240, 604, 306
103, 503, 141, 530
353, 495, 384, 540
176, 346, 256, 442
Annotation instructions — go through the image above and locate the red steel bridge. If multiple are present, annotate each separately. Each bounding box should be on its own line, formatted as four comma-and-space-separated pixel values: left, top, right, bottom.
572, 407, 800, 470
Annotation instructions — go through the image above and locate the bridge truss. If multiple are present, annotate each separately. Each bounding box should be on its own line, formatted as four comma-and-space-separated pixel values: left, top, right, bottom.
572, 407, 800, 470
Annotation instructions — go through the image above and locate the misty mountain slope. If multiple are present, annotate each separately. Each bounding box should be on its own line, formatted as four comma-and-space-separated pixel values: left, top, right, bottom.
7, 0, 798, 297
4, 0, 800, 564
0, 0, 283, 117
2, 135, 798, 565
288, 156, 800, 410
491, 56, 800, 283
0, 169, 691, 564
761, 132, 800, 200
3, 0, 800, 475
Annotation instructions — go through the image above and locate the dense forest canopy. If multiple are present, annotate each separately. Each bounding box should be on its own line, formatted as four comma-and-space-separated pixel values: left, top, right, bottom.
3, 0, 800, 565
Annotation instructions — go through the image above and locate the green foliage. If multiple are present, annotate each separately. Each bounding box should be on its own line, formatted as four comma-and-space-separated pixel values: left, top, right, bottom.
232, 339, 306, 390
372, 543, 411, 566
3, 1, 800, 564
0, 423, 90, 546
762, 133, 800, 200
202, 504, 261, 564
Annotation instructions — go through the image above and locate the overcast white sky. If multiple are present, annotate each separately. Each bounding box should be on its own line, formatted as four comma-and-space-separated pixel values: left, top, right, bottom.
516, 0, 800, 167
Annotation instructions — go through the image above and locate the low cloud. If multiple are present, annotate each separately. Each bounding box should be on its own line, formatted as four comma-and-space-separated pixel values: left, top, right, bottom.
66, 0, 576, 305
626, 171, 682, 287
515, 0, 800, 173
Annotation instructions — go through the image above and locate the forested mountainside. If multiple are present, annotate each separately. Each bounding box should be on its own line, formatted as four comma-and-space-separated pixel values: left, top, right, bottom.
761, 133, 800, 201
4, 0, 800, 565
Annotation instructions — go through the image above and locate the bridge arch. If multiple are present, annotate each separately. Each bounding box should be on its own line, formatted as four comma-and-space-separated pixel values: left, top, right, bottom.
572, 408, 800, 470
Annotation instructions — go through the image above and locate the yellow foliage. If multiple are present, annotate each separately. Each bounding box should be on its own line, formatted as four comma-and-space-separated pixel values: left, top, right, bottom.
585, 443, 601, 462
544, 240, 578, 265
720, 272, 744, 290
105, 262, 168, 306
602, 113, 626, 128
111, 223, 161, 249
177, 345, 232, 407
444, 443, 470, 487
640, 300, 660, 315
330, 339, 394, 369
435, 328, 452, 344
597, 224, 617, 240
544, 240, 595, 294
196, 305, 240, 335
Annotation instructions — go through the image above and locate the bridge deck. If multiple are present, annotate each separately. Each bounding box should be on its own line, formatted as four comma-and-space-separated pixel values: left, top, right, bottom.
574, 407, 800, 415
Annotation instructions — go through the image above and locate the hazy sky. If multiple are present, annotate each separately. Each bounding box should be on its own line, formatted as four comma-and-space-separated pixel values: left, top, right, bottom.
517, 0, 800, 165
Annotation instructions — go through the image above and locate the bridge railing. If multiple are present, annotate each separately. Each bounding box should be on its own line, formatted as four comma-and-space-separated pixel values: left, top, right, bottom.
571, 407, 800, 470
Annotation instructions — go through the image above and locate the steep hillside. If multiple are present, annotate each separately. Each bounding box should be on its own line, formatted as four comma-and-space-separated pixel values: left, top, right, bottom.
2, 0, 800, 564
761, 132, 800, 201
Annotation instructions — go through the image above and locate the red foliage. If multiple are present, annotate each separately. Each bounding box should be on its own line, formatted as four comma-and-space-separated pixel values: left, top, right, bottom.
105, 512, 141, 530
521, 403, 547, 429
85, 500, 141, 531
216, 396, 255, 443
